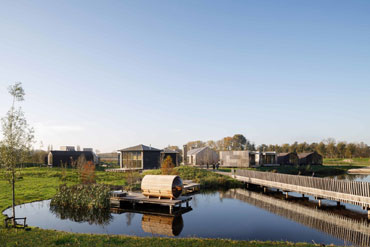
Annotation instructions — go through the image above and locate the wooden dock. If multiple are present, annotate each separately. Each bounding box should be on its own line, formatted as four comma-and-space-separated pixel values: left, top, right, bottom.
110, 192, 192, 214
183, 180, 200, 194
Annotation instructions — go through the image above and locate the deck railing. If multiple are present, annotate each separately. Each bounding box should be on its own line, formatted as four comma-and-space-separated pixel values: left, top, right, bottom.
235, 169, 370, 198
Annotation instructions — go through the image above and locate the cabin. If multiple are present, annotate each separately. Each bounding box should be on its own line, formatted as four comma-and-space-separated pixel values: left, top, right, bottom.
118, 144, 162, 170
47, 150, 96, 167
187, 147, 218, 166
255, 151, 278, 166
161, 148, 180, 166
219, 151, 256, 168
220, 151, 278, 168
298, 152, 323, 166
277, 152, 299, 166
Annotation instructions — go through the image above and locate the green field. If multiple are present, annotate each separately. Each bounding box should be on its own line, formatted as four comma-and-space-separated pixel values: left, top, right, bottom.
324, 158, 370, 166
0, 167, 336, 247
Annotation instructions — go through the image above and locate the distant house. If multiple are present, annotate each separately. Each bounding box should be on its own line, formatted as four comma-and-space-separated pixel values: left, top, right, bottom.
220, 151, 256, 168
298, 152, 323, 166
220, 151, 278, 168
277, 152, 299, 166
47, 150, 96, 167
187, 147, 219, 166
255, 151, 278, 166
118, 144, 162, 170
161, 148, 180, 167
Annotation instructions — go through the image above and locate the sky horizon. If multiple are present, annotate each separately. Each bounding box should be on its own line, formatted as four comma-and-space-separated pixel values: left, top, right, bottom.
1, 1, 369, 152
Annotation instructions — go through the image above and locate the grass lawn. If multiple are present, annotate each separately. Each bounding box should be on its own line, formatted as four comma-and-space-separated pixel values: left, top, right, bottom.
0, 167, 335, 247
324, 158, 370, 166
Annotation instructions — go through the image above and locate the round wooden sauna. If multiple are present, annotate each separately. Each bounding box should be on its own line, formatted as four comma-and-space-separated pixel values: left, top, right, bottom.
141, 214, 184, 236
141, 175, 183, 199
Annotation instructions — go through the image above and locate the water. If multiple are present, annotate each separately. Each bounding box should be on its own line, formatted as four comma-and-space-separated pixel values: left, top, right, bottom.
3, 189, 370, 246
332, 173, 370, 183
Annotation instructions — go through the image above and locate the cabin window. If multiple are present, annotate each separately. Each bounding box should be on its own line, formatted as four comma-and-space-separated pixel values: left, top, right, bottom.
122, 151, 142, 169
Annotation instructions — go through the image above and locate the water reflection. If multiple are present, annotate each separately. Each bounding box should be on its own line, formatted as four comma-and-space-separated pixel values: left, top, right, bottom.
331, 173, 370, 182
222, 188, 370, 247
4, 190, 370, 246
50, 205, 113, 225
141, 214, 184, 236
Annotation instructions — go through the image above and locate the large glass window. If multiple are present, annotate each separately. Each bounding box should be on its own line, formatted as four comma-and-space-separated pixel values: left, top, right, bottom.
122, 151, 142, 169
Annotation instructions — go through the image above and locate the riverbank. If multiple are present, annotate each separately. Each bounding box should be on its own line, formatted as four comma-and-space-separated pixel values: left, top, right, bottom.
0, 167, 329, 247
0, 228, 321, 247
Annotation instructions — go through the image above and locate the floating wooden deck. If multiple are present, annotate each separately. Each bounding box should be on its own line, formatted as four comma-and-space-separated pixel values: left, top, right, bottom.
110, 192, 192, 214
183, 180, 200, 194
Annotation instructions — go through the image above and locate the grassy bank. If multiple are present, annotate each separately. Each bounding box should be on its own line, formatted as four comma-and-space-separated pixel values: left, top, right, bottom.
144, 166, 242, 189
324, 158, 370, 166
0, 228, 321, 247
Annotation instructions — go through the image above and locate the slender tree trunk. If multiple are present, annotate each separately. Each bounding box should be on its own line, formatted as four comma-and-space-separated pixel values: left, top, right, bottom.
12, 170, 16, 226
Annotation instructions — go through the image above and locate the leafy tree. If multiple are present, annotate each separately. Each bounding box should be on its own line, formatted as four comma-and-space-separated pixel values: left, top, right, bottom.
0, 82, 34, 226
161, 155, 175, 175
232, 134, 247, 150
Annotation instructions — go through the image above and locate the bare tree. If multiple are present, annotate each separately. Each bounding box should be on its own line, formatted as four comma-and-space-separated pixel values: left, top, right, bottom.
0, 82, 34, 226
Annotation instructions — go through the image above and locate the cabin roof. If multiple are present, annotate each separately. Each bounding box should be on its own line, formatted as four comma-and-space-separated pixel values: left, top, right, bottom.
49, 150, 94, 157
298, 152, 317, 158
118, 144, 161, 152
187, 147, 208, 155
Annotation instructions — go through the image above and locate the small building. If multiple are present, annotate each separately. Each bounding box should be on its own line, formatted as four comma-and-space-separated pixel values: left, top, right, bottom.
118, 144, 161, 170
298, 152, 323, 166
60, 146, 76, 151
47, 150, 96, 167
220, 151, 278, 168
255, 151, 278, 166
277, 152, 299, 166
220, 151, 256, 168
187, 147, 218, 166
161, 148, 180, 167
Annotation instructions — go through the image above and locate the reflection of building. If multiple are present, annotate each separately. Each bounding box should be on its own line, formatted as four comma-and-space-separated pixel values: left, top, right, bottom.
118, 144, 161, 170
298, 152, 323, 166
277, 152, 299, 166
187, 147, 218, 166
98, 152, 120, 165
141, 214, 184, 236
220, 151, 278, 168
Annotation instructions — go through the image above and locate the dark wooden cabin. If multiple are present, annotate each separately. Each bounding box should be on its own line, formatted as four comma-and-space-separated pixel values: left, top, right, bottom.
277, 152, 299, 166
161, 148, 179, 166
48, 151, 95, 167
298, 152, 323, 166
118, 144, 161, 170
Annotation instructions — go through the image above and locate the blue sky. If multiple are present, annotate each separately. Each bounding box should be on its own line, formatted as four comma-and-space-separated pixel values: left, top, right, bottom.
0, 0, 369, 152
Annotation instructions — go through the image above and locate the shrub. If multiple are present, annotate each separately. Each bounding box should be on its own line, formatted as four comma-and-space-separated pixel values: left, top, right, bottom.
51, 184, 111, 209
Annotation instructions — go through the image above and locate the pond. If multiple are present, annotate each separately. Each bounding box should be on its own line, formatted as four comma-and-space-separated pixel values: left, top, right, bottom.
3, 188, 370, 247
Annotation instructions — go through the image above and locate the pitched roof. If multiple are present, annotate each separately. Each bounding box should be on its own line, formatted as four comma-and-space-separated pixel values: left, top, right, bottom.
298, 152, 316, 159
277, 152, 296, 157
187, 147, 208, 155
118, 144, 161, 152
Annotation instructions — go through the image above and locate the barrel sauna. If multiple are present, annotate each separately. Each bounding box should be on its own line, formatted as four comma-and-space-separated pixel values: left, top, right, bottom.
141, 214, 184, 236
141, 175, 183, 199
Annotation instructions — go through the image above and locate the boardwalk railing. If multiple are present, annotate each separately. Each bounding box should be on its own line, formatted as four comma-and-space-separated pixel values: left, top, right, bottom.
233, 169, 370, 208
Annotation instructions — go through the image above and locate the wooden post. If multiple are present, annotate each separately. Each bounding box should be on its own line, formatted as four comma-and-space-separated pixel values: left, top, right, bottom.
285, 192, 289, 199
186, 201, 189, 207
169, 205, 173, 214
318, 199, 322, 208
263, 187, 267, 193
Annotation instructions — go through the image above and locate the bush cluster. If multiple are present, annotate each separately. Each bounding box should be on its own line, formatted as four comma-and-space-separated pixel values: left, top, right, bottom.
51, 184, 111, 209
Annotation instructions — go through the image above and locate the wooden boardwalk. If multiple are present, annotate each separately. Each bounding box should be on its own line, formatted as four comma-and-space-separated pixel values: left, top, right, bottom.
110, 192, 192, 214
223, 188, 370, 247
222, 169, 370, 215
